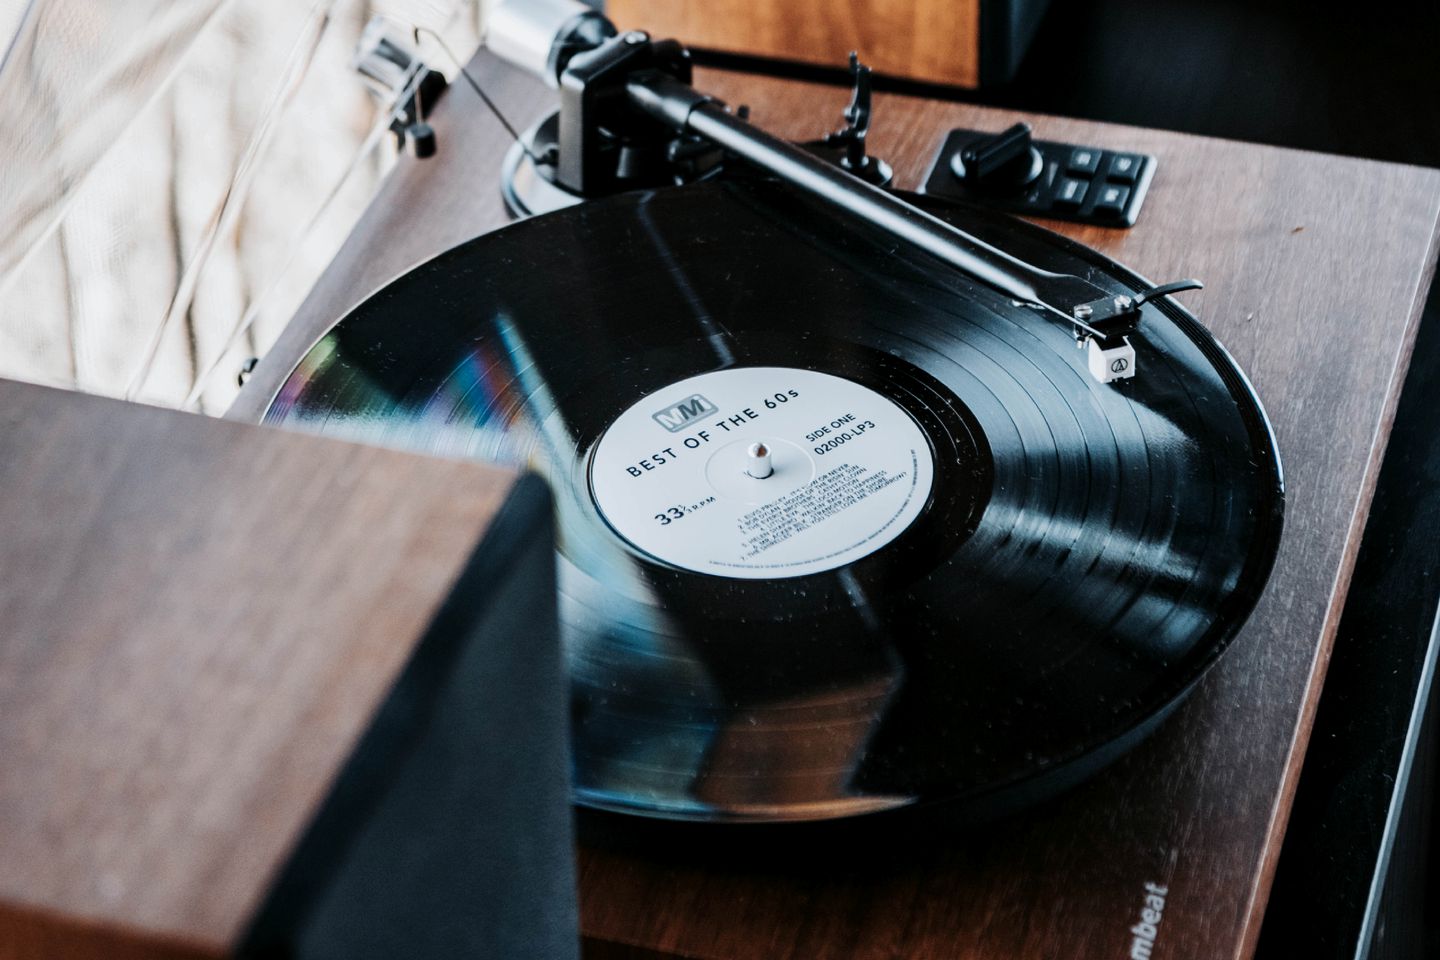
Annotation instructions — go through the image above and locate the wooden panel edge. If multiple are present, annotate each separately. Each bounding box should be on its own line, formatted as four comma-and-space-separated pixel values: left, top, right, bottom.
0, 901, 217, 960
1234, 195, 1440, 960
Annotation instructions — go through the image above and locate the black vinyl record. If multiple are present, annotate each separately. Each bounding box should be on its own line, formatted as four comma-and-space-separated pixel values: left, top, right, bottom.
263, 178, 1283, 823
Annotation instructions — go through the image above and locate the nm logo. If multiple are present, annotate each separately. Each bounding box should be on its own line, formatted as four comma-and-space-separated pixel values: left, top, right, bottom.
652, 394, 717, 432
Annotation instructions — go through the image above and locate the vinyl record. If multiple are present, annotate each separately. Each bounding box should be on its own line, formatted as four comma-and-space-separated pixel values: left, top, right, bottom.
263, 177, 1283, 822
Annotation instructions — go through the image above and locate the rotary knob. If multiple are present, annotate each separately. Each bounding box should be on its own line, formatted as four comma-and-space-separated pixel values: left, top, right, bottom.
949, 122, 1044, 192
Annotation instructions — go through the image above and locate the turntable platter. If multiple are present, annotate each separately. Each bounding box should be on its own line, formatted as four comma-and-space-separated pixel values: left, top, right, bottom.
263, 178, 1283, 822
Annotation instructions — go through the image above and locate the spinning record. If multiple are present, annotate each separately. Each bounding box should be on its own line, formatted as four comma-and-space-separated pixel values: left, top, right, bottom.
263, 178, 1283, 823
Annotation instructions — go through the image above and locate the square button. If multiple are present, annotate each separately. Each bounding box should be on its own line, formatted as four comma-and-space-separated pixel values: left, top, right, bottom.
1093, 183, 1131, 215
1053, 177, 1089, 208
1066, 147, 1102, 175
1105, 153, 1143, 183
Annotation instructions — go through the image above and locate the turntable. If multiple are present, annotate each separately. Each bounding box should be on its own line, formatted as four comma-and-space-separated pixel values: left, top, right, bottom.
221, 4, 1440, 958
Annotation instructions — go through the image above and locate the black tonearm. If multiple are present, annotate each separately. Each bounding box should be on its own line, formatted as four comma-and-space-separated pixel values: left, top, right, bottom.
485, 0, 1199, 348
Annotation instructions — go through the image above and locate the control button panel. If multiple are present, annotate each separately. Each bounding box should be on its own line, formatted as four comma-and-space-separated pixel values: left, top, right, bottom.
921, 127, 1156, 228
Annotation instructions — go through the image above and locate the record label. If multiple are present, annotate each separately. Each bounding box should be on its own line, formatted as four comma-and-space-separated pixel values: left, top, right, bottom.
588, 366, 935, 578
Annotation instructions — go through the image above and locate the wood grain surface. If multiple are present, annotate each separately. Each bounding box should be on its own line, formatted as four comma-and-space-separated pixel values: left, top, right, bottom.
230, 52, 1440, 960
606, 0, 981, 88
0, 380, 518, 958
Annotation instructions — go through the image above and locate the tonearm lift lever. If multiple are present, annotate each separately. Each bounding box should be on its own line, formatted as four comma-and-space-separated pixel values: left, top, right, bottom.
486, 0, 1202, 382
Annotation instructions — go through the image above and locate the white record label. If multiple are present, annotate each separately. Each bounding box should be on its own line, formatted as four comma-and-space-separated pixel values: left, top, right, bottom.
589, 367, 936, 578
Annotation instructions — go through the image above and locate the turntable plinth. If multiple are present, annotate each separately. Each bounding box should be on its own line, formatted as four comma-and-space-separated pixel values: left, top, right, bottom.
231, 51, 1440, 960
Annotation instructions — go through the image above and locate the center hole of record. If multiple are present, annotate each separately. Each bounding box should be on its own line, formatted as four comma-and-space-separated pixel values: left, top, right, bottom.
588, 366, 936, 579
704, 437, 816, 504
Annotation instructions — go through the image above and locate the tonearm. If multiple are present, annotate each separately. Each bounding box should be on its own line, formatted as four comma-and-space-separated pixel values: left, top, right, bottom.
485, 0, 1201, 375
